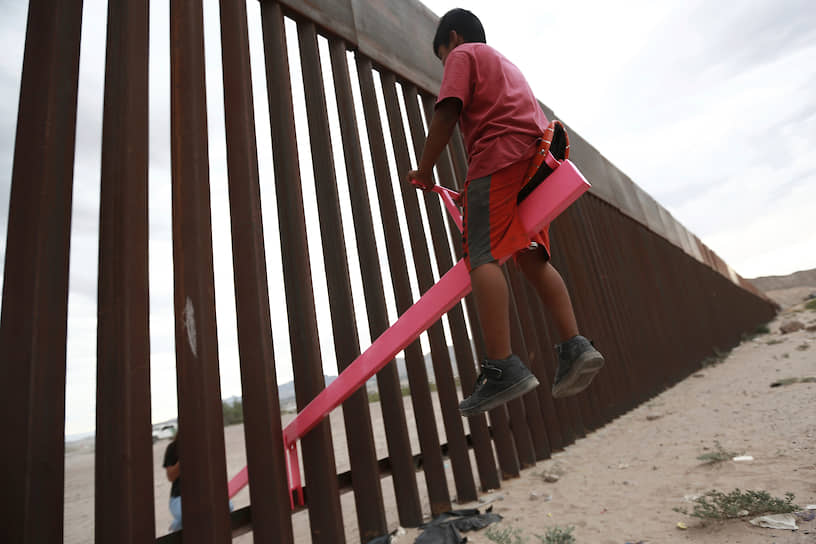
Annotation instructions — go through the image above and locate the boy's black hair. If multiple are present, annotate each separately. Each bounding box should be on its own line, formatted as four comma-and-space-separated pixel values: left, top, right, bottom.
432, 8, 486, 56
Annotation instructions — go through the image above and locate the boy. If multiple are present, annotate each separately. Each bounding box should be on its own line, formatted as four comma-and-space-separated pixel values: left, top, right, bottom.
406, 8, 604, 417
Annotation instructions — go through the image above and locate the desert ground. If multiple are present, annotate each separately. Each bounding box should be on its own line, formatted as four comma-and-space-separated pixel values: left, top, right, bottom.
64, 291, 816, 543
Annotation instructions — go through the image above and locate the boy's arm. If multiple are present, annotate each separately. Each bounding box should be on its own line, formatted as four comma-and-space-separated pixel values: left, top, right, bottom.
406, 97, 462, 190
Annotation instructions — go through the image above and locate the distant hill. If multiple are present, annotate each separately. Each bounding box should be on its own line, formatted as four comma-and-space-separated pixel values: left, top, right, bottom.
748, 267, 816, 308
749, 267, 816, 292
276, 374, 337, 412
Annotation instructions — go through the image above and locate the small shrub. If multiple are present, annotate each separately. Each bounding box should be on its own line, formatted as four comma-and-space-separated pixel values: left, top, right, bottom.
743, 324, 771, 341
486, 525, 526, 544
771, 377, 801, 387
714, 347, 731, 359
537, 526, 575, 544
697, 441, 739, 464
674, 489, 798, 520
771, 376, 816, 387
766, 338, 783, 345
797, 343, 810, 351
701, 348, 731, 368
805, 299, 816, 311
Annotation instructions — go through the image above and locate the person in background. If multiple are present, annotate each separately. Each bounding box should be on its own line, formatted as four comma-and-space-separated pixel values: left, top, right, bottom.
162, 431, 182, 531
162, 429, 234, 532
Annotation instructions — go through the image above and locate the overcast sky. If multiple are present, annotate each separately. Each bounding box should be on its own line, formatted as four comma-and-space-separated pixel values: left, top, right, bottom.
1, 0, 814, 435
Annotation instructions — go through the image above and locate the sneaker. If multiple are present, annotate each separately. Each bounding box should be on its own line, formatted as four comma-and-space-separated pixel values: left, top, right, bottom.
459, 354, 540, 417
551, 335, 605, 398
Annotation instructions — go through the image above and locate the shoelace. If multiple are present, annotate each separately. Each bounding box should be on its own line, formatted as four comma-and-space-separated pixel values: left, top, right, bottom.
471, 363, 502, 393
471, 372, 488, 393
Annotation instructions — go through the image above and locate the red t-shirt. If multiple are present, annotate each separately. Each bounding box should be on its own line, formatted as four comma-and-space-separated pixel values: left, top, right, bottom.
437, 43, 549, 181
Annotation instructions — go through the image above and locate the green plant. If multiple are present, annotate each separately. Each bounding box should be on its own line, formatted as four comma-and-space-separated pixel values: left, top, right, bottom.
701, 347, 731, 368
742, 324, 771, 341
771, 376, 816, 387
536, 526, 575, 544
797, 343, 810, 351
805, 299, 816, 311
673, 489, 798, 520
486, 525, 526, 544
766, 338, 783, 345
714, 347, 731, 359
697, 441, 739, 464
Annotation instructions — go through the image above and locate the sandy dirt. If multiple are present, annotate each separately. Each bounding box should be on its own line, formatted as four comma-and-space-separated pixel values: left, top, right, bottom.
64, 304, 816, 543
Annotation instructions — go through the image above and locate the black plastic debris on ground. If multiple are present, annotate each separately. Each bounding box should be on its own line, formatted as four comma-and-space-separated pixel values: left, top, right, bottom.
415, 507, 503, 544
364, 507, 503, 544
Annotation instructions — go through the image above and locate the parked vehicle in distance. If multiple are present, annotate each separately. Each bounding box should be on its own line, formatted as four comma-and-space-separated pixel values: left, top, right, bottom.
152, 422, 177, 443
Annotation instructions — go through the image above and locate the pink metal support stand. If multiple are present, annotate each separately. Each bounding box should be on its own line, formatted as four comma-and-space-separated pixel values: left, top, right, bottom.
227, 159, 590, 508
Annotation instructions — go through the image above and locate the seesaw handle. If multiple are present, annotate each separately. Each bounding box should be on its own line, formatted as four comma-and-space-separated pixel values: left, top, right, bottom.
431, 185, 463, 233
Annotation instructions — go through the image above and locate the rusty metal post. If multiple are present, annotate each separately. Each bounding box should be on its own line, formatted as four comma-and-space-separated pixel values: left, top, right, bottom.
419, 93, 501, 491
444, 120, 521, 479
555, 206, 613, 430
95, 2, 154, 542
581, 197, 643, 413
414, 123, 535, 468
401, 83, 479, 502
0, 1, 83, 542
504, 264, 553, 460
364, 68, 451, 515
539, 221, 589, 439
169, 0, 231, 541
509, 273, 566, 451
555, 202, 620, 427
259, 4, 345, 541
524, 283, 581, 446
297, 24, 387, 541
352, 53, 424, 527
217, 0, 295, 541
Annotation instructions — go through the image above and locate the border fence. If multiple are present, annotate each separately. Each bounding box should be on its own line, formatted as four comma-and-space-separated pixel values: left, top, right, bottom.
0, 1, 776, 543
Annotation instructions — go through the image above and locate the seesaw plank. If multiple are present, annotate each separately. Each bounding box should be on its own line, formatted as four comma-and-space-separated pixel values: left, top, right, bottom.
228, 159, 590, 498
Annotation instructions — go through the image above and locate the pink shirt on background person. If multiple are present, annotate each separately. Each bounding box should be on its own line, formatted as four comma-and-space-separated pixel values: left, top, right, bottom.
436, 43, 549, 182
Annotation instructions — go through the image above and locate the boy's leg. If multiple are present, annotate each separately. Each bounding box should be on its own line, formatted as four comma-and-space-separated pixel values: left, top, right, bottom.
470, 262, 512, 360
459, 261, 539, 417
458, 162, 541, 416
517, 246, 604, 398
516, 247, 578, 341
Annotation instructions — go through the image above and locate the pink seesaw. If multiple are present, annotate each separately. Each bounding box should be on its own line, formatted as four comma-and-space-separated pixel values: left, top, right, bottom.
228, 151, 590, 509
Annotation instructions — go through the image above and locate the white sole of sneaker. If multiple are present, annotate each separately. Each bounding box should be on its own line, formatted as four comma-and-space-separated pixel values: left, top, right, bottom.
551, 350, 605, 398
460, 374, 540, 417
